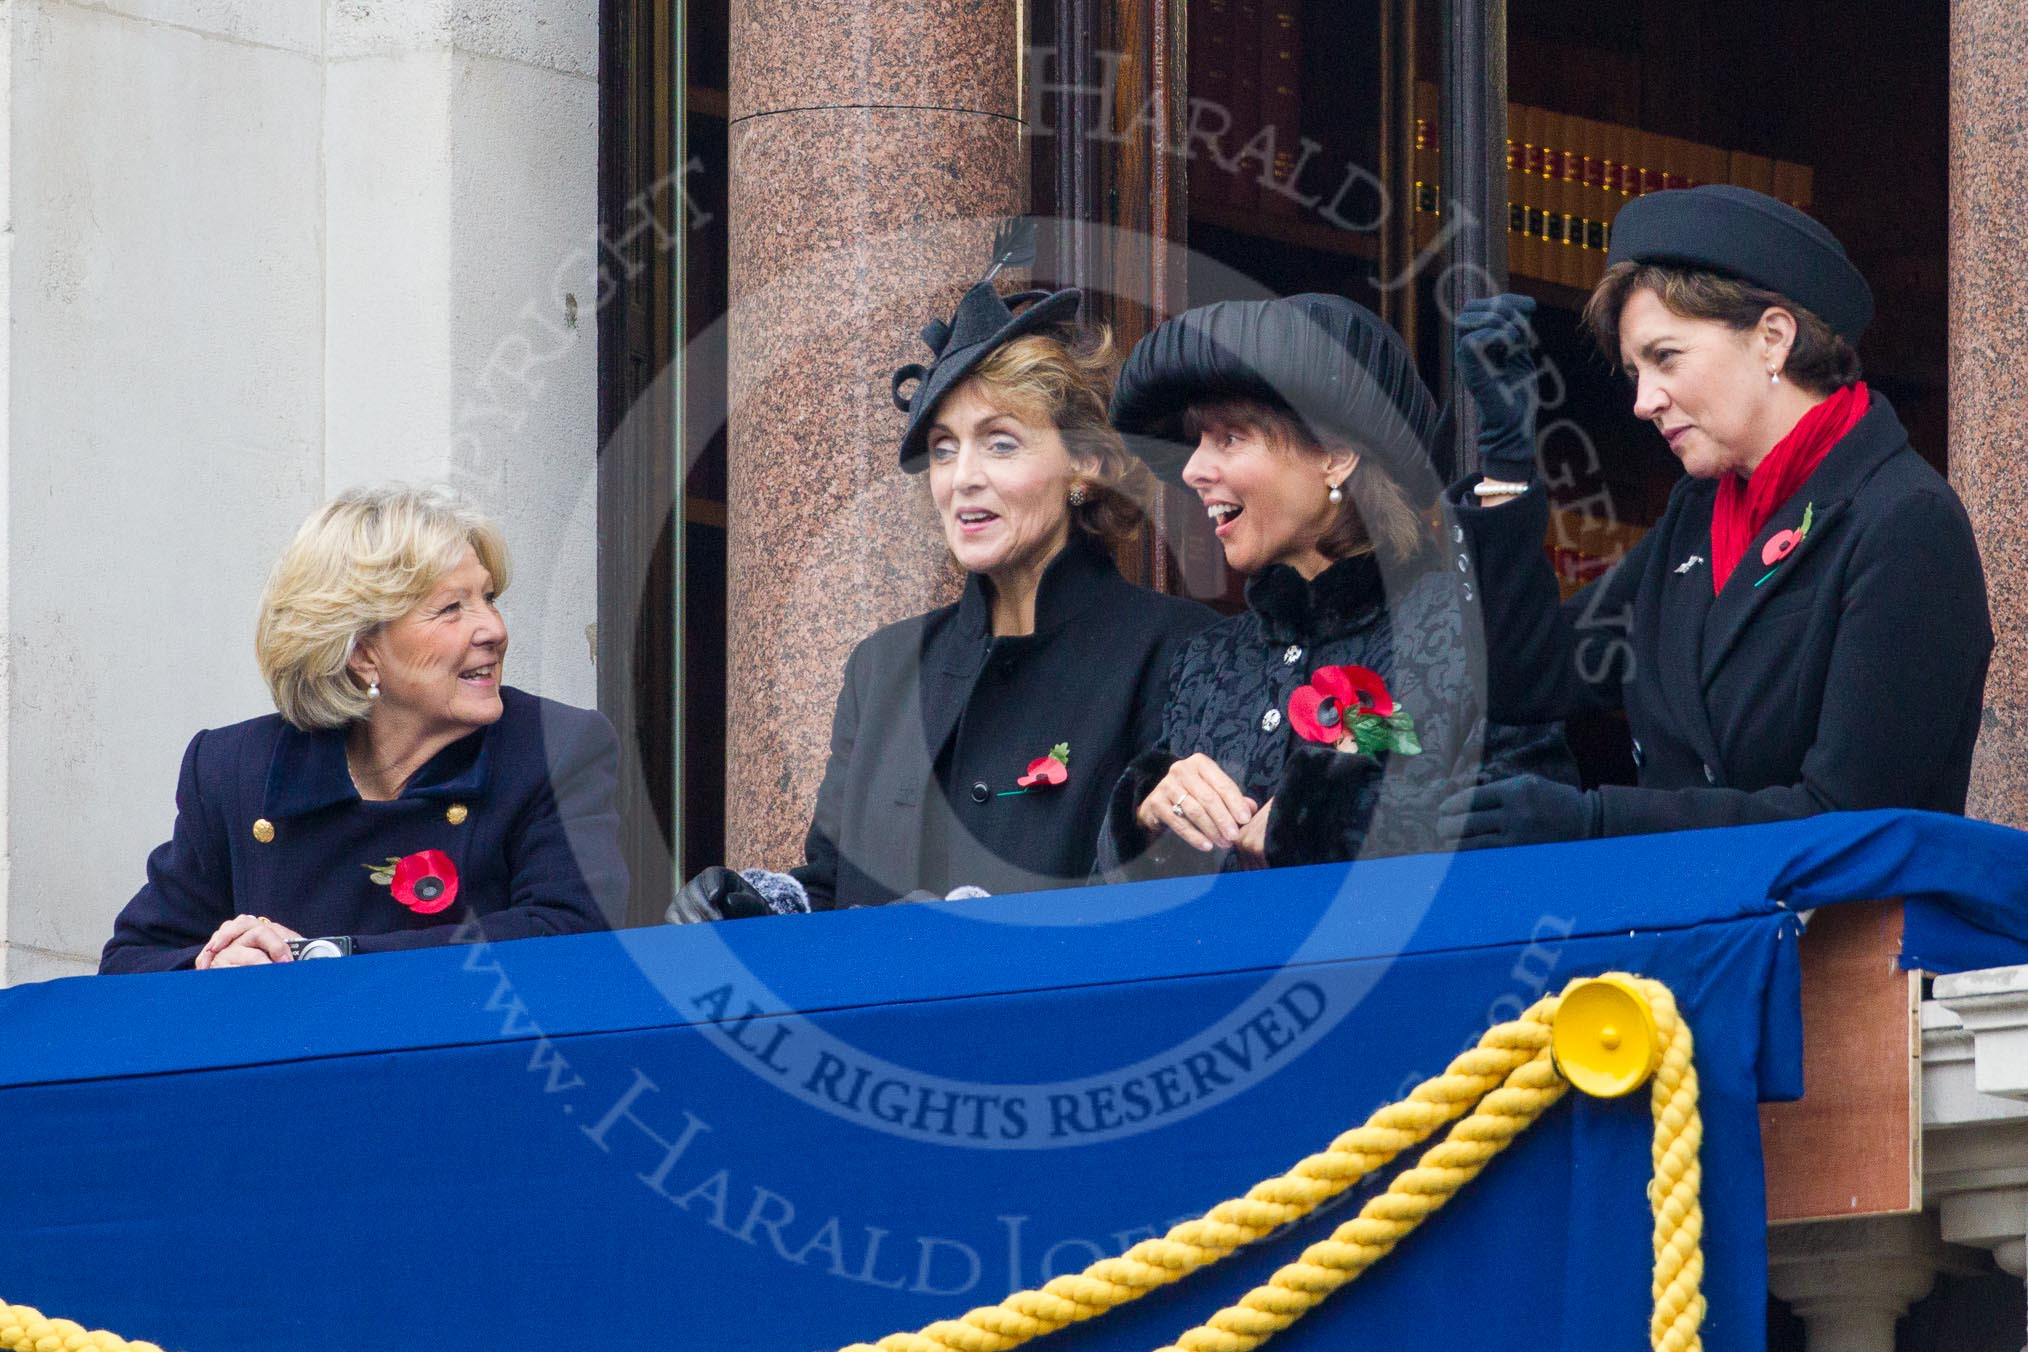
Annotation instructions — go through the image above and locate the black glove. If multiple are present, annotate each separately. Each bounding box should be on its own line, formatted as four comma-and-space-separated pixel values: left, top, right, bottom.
667, 866, 776, 924
1454, 293, 1541, 484
1439, 774, 1601, 850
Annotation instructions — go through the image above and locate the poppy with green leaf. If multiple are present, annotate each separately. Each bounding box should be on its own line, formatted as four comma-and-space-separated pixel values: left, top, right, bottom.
1754, 502, 1814, 587
1288, 665, 1421, 756
995, 743, 1072, 798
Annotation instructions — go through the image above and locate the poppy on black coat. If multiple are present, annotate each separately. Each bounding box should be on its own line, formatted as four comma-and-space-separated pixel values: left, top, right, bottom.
101, 688, 625, 973
1452, 390, 1992, 833
793, 532, 1216, 908
1095, 543, 1578, 876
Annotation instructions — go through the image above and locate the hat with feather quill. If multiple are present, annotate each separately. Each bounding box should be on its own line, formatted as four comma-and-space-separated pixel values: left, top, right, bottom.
891, 218, 1083, 471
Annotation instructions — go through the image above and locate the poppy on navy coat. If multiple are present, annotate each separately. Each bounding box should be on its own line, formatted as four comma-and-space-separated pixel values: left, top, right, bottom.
792, 532, 1216, 909
100, 687, 625, 973
1453, 391, 1993, 833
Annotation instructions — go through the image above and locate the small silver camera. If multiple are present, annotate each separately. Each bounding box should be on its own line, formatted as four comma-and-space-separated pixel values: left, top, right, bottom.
287, 936, 353, 960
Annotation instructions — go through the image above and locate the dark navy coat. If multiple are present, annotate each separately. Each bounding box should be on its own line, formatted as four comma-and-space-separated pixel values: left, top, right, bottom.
1454, 391, 1993, 834
101, 687, 626, 973
793, 533, 1216, 908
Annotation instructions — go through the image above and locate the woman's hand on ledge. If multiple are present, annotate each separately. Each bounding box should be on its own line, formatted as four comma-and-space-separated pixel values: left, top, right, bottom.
1135, 753, 1256, 853
195, 914, 305, 969
1233, 797, 1275, 869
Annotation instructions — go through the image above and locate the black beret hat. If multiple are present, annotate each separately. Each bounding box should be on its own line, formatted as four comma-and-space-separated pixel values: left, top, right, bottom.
1605, 185, 1874, 341
1109, 293, 1443, 507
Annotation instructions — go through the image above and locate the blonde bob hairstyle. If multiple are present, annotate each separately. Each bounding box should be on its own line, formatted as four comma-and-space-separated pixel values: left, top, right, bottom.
256, 485, 511, 731
956, 326, 1154, 547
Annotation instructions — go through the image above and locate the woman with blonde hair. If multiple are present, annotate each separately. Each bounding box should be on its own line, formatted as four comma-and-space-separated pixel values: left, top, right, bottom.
672, 226, 1215, 918
101, 486, 626, 972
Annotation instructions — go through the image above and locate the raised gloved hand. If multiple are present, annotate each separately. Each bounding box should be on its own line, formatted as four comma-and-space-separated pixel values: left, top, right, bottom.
667, 866, 787, 924
1438, 774, 1601, 850
1454, 293, 1541, 484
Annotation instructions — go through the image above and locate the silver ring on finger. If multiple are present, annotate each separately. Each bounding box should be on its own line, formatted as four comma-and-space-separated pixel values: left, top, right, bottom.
1171, 795, 1191, 815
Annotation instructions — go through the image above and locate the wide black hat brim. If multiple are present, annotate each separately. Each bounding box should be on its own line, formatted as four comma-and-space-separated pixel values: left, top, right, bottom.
896, 289, 1082, 471
1110, 294, 1443, 508
1604, 185, 1874, 341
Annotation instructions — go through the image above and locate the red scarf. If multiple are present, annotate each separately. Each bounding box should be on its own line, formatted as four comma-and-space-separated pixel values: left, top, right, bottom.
1709, 381, 1868, 594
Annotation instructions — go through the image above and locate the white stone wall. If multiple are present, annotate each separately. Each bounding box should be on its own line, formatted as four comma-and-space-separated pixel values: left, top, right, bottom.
0, 0, 600, 984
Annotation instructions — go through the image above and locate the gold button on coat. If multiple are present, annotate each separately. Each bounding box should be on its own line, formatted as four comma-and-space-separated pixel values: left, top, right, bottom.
251, 819, 275, 843
446, 803, 469, 825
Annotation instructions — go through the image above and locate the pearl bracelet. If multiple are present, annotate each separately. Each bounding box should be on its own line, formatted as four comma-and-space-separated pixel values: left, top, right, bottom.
1473, 477, 1531, 499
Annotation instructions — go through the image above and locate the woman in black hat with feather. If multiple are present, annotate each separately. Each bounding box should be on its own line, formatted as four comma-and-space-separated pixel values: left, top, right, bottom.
672, 225, 1214, 918
1440, 185, 1992, 847
1095, 293, 1575, 877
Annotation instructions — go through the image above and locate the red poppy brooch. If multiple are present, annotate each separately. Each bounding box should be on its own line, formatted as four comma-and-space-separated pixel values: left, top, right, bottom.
1754, 502, 1814, 586
364, 849, 460, 914
1288, 665, 1422, 756
1014, 742, 1070, 790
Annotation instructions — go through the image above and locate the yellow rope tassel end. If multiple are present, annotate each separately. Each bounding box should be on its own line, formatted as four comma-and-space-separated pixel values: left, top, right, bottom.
0, 1302, 168, 1352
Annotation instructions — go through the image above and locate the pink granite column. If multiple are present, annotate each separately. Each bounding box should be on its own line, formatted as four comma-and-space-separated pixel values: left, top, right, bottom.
726, 1, 1023, 867
1951, 4, 2028, 827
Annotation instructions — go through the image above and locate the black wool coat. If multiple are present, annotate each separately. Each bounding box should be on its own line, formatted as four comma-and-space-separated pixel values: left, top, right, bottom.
101, 688, 626, 973
792, 534, 1216, 908
1097, 547, 1578, 877
1454, 391, 1993, 835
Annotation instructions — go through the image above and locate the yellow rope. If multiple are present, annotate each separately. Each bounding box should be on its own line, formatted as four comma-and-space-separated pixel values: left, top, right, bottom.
1646, 982, 1705, 1352
1155, 1031, 1568, 1351
839, 1002, 1561, 1352
845, 972, 1703, 1352
0, 1302, 166, 1352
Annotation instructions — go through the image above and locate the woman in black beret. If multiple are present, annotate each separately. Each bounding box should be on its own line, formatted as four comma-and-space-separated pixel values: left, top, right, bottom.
672, 227, 1215, 917
1095, 293, 1574, 877
1440, 185, 1993, 847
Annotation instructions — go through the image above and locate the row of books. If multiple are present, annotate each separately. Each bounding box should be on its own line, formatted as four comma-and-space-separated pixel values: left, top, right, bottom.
1412, 81, 1816, 290
1186, 0, 1304, 218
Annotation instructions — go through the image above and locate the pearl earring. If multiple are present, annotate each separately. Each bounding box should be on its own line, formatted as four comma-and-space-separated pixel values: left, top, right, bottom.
1328, 484, 1344, 505
368, 680, 380, 700
1769, 369, 1780, 385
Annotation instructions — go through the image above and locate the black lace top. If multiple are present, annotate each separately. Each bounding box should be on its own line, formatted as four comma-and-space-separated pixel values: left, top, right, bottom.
1097, 546, 1575, 876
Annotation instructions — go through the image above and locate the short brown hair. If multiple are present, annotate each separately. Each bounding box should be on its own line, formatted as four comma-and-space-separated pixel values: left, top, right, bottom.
1583, 261, 1861, 396
1183, 399, 1428, 564
965, 327, 1151, 547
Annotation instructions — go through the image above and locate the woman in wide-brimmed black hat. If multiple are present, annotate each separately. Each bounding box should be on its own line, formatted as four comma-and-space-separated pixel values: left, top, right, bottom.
672, 225, 1215, 918
1440, 185, 1992, 847
1095, 293, 1575, 877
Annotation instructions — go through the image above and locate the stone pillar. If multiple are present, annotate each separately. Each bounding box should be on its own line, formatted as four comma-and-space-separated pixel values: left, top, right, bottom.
725, 2, 1022, 866
1767, 1215, 1948, 1352
1950, 4, 2028, 828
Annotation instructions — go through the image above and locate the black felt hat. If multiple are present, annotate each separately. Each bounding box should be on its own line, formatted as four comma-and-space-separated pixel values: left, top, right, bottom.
1109, 293, 1443, 507
891, 220, 1082, 471
1605, 185, 1874, 341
